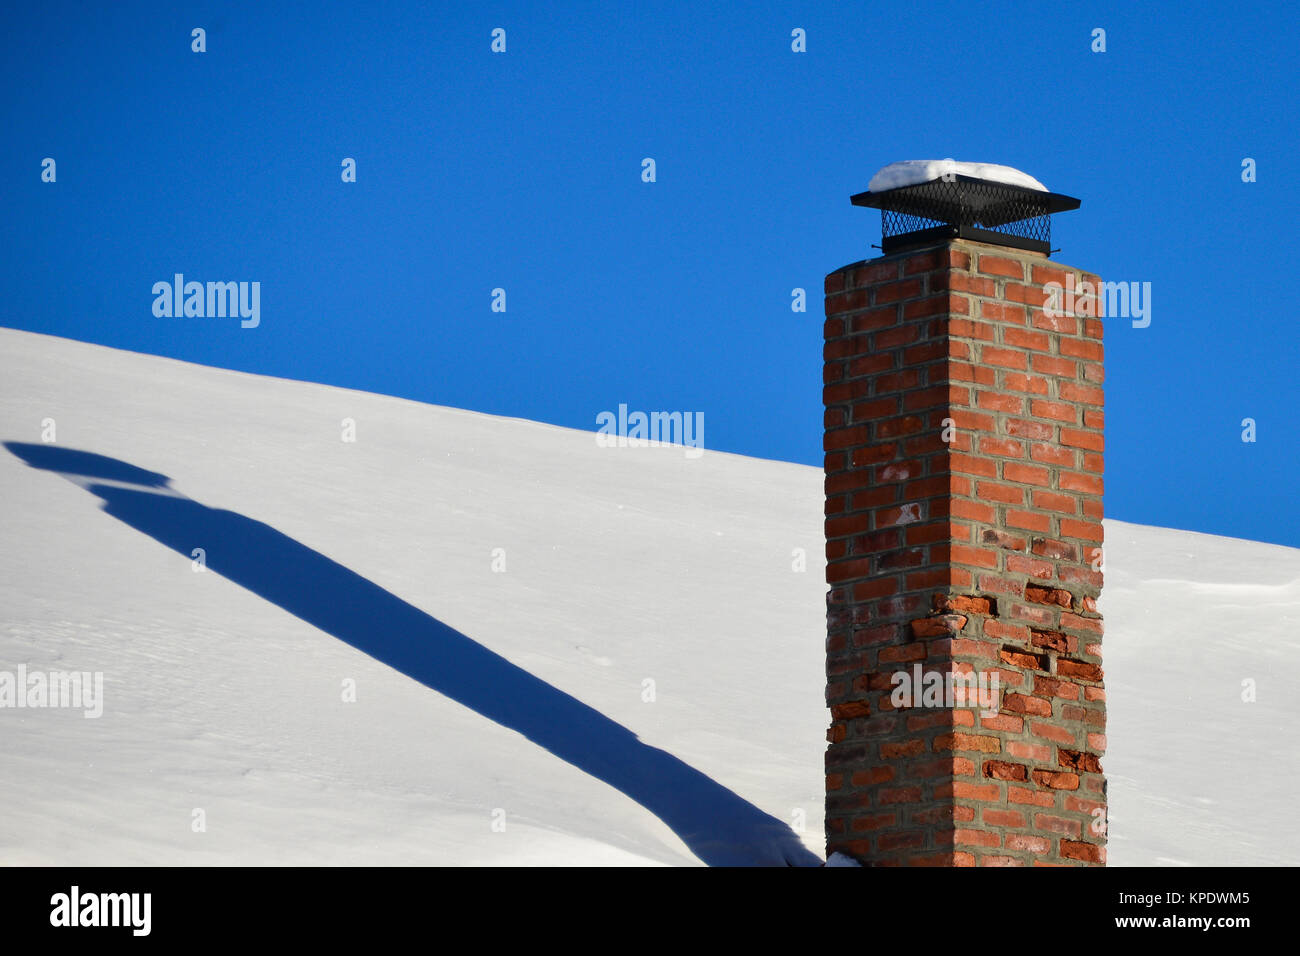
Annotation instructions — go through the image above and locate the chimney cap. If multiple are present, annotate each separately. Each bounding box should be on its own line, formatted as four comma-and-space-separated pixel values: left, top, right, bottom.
852, 159, 1080, 256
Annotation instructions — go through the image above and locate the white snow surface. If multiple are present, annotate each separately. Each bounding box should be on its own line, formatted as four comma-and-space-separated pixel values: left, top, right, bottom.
2, 327, 1296, 866
868, 160, 1049, 193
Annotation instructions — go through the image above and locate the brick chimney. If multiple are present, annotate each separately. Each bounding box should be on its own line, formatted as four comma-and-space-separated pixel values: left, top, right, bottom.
822, 182, 1107, 866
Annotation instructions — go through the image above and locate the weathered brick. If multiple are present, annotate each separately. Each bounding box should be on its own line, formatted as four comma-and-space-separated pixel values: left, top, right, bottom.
824, 241, 1104, 866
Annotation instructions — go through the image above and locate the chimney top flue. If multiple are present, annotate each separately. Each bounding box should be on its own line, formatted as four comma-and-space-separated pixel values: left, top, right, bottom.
852, 159, 1080, 257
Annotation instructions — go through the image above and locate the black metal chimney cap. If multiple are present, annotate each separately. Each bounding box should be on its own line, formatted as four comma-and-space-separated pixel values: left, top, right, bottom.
852, 173, 1080, 256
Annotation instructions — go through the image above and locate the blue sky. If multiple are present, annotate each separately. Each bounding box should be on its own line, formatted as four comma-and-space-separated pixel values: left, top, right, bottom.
4, 1, 1298, 546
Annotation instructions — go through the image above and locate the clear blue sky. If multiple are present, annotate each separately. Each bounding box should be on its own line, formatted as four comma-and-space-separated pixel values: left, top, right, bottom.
4, 1, 1298, 546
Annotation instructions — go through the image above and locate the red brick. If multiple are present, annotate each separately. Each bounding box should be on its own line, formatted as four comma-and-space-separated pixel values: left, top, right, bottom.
1002, 694, 1052, 717
981, 528, 1027, 551
1031, 265, 1071, 288
1003, 283, 1047, 307
873, 369, 922, 393
1056, 658, 1103, 682
975, 390, 1025, 414
877, 415, 927, 439
950, 453, 999, 478
983, 760, 1028, 782
1005, 511, 1051, 534
952, 498, 997, 523
1030, 354, 1077, 378
910, 851, 976, 867
1035, 814, 1082, 838
1004, 418, 1055, 442
1058, 471, 1103, 495
1008, 786, 1054, 808
1059, 519, 1103, 543
979, 255, 1025, 280
874, 324, 922, 350
1031, 770, 1079, 790
850, 307, 902, 335
909, 613, 968, 637
1031, 721, 1076, 746
1060, 428, 1104, 452
878, 830, 926, 851
980, 712, 1023, 733
1059, 749, 1103, 774
1003, 373, 1050, 395
947, 362, 998, 386
1000, 646, 1048, 670
874, 278, 923, 304
879, 642, 928, 664
978, 436, 1025, 458
1031, 631, 1077, 656
1032, 311, 1079, 335
1003, 327, 1051, 352
946, 318, 997, 340
1005, 833, 1051, 853
826, 289, 870, 314
847, 812, 897, 832
1008, 742, 1052, 762
1059, 381, 1104, 407
848, 353, 896, 380
948, 782, 1000, 801
1060, 612, 1103, 635
903, 250, 942, 275
979, 301, 1025, 324
878, 786, 923, 804
1003, 463, 1050, 486
1060, 338, 1103, 361
983, 808, 1028, 828
852, 261, 898, 286
1030, 400, 1078, 424
950, 408, 996, 433
830, 700, 872, 720
1060, 839, 1103, 863
932, 733, 1002, 754
982, 347, 1029, 371
949, 828, 1002, 848
879, 739, 926, 759
947, 545, 999, 569
976, 481, 1025, 505
1032, 490, 1078, 514
1029, 442, 1074, 467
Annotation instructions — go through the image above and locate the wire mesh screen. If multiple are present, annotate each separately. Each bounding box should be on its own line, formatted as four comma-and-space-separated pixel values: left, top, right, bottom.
877, 177, 1053, 246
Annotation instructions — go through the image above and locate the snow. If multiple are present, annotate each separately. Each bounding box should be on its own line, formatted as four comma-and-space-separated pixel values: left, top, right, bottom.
868, 160, 1049, 193
2, 326, 1297, 866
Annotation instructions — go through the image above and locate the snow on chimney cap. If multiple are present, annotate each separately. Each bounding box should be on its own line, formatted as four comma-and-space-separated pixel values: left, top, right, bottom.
867, 159, 1049, 193
852, 160, 1080, 256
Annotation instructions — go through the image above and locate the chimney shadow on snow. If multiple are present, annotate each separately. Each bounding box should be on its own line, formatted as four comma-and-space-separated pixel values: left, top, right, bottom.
5, 441, 819, 867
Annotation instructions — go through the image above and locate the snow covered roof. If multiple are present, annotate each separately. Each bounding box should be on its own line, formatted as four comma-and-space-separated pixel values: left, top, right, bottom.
3, 326, 1295, 867
867, 159, 1049, 193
